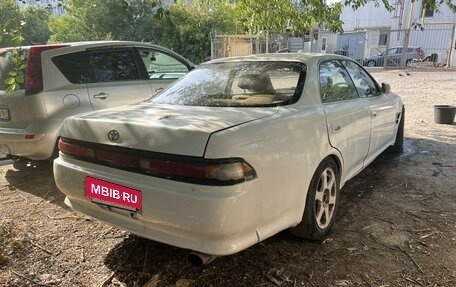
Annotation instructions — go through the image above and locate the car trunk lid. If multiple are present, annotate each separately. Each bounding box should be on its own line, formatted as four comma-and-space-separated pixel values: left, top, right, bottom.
60, 103, 278, 157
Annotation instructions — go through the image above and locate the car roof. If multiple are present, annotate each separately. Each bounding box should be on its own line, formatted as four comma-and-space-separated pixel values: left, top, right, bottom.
2, 41, 176, 51
1, 41, 194, 66
206, 52, 352, 65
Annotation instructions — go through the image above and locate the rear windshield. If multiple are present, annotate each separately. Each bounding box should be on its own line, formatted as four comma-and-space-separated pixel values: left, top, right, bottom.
149, 61, 306, 107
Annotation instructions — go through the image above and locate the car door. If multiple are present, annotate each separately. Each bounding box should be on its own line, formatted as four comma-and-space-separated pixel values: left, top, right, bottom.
86, 47, 153, 110
385, 47, 401, 66
136, 47, 191, 96
320, 60, 372, 181
341, 60, 398, 164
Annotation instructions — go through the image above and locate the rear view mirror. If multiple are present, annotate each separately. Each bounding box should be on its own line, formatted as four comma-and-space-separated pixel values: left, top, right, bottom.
381, 83, 391, 93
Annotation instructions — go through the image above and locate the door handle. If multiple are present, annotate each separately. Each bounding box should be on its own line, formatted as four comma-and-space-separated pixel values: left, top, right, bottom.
93, 92, 108, 100
332, 124, 342, 133
371, 111, 377, 119
154, 87, 164, 94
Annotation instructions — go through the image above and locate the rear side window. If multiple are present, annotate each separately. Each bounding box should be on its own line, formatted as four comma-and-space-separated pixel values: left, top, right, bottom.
52, 49, 141, 84
52, 51, 93, 84
90, 50, 140, 82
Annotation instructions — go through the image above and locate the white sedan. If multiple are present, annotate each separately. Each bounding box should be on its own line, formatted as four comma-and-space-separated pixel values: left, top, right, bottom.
54, 53, 404, 259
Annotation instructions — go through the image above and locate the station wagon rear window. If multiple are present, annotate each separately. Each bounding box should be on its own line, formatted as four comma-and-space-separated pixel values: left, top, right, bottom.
149, 61, 306, 107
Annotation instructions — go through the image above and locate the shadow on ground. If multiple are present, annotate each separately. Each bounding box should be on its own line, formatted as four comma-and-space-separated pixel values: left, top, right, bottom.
101, 136, 456, 287
98, 136, 455, 286
3, 159, 67, 209
3, 136, 452, 286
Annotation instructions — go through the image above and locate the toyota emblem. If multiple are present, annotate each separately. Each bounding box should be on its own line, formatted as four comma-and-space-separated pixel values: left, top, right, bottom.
107, 130, 120, 142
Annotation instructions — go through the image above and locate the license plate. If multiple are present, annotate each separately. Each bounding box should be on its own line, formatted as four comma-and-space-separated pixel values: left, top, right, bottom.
0, 109, 9, 121
85, 176, 142, 211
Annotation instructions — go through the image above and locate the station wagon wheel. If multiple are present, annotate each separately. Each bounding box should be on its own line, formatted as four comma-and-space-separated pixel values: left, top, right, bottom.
290, 158, 340, 240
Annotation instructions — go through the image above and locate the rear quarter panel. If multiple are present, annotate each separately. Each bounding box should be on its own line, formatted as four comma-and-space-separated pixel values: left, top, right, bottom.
204, 106, 333, 242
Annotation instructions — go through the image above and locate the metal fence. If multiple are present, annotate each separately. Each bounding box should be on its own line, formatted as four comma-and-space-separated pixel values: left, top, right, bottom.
336, 24, 456, 68
211, 24, 456, 68
210, 35, 288, 59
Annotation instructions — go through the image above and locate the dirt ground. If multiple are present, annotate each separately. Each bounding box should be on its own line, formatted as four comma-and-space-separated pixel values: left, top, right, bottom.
0, 68, 455, 287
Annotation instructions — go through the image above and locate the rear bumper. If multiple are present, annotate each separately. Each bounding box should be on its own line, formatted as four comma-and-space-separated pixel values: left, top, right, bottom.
53, 155, 263, 256
0, 127, 55, 160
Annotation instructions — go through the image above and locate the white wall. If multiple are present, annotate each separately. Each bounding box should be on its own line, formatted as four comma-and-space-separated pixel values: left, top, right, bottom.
340, 0, 456, 65
341, 0, 456, 32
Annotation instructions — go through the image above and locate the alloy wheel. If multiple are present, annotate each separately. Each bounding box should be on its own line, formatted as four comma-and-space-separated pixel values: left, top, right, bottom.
314, 167, 337, 229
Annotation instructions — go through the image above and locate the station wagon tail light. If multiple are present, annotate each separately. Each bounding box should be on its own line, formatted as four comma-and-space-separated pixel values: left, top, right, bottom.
58, 138, 256, 185
25, 45, 68, 96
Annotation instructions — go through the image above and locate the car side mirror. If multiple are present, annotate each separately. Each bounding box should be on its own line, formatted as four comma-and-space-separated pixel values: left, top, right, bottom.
381, 83, 391, 93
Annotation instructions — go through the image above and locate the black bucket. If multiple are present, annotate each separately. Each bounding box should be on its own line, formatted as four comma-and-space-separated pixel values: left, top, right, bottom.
434, 105, 456, 124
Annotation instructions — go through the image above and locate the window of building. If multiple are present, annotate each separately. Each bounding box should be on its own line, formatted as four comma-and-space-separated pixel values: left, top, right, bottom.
321, 37, 327, 51
422, 0, 435, 18
378, 33, 388, 46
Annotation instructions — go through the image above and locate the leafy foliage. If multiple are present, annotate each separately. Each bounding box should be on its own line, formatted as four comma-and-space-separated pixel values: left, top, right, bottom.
234, 0, 344, 34
150, 1, 238, 63
22, 6, 51, 45
49, 0, 166, 42
3, 49, 26, 95
2, 0, 456, 94
420, 0, 456, 13
0, 0, 24, 47
49, 0, 237, 63
0, 0, 25, 95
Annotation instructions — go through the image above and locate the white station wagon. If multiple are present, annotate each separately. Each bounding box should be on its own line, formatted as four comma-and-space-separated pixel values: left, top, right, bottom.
0, 41, 193, 160
54, 53, 404, 261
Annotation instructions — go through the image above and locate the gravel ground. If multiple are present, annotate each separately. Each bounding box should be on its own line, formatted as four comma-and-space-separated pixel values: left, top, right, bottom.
0, 68, 455, 287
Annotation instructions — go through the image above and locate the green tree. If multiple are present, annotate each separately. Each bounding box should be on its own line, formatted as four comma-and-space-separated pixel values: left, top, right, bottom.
0, 0, 23, 47
150, 0, 238, 63
233, 0, 343, 35
49, 0, 237, 63
0, 0, 25, 95
22, 6, 51, 45
49, 0, 164, 42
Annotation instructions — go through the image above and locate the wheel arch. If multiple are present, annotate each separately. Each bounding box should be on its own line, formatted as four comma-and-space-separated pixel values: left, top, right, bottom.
324, 153, 343, 186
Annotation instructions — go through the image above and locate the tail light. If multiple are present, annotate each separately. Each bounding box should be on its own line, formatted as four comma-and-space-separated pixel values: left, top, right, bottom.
25, 45, 68, 96
58, 138, 256, 186
416, 48, 423, 58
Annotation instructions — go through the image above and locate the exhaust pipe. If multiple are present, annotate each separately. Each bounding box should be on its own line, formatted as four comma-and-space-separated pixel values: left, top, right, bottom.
188, 252, 217, 266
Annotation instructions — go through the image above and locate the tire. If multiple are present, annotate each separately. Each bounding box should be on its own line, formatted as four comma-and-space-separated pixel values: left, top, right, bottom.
290, 158, 340, 240
387, 106, 405, 154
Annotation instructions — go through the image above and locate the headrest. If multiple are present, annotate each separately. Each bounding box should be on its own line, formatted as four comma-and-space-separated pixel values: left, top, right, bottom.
238, 74, 274, 94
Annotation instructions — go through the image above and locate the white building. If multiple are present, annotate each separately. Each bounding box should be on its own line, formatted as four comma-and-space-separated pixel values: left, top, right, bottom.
17, 0, 66, 15
340, 0, 456, 66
